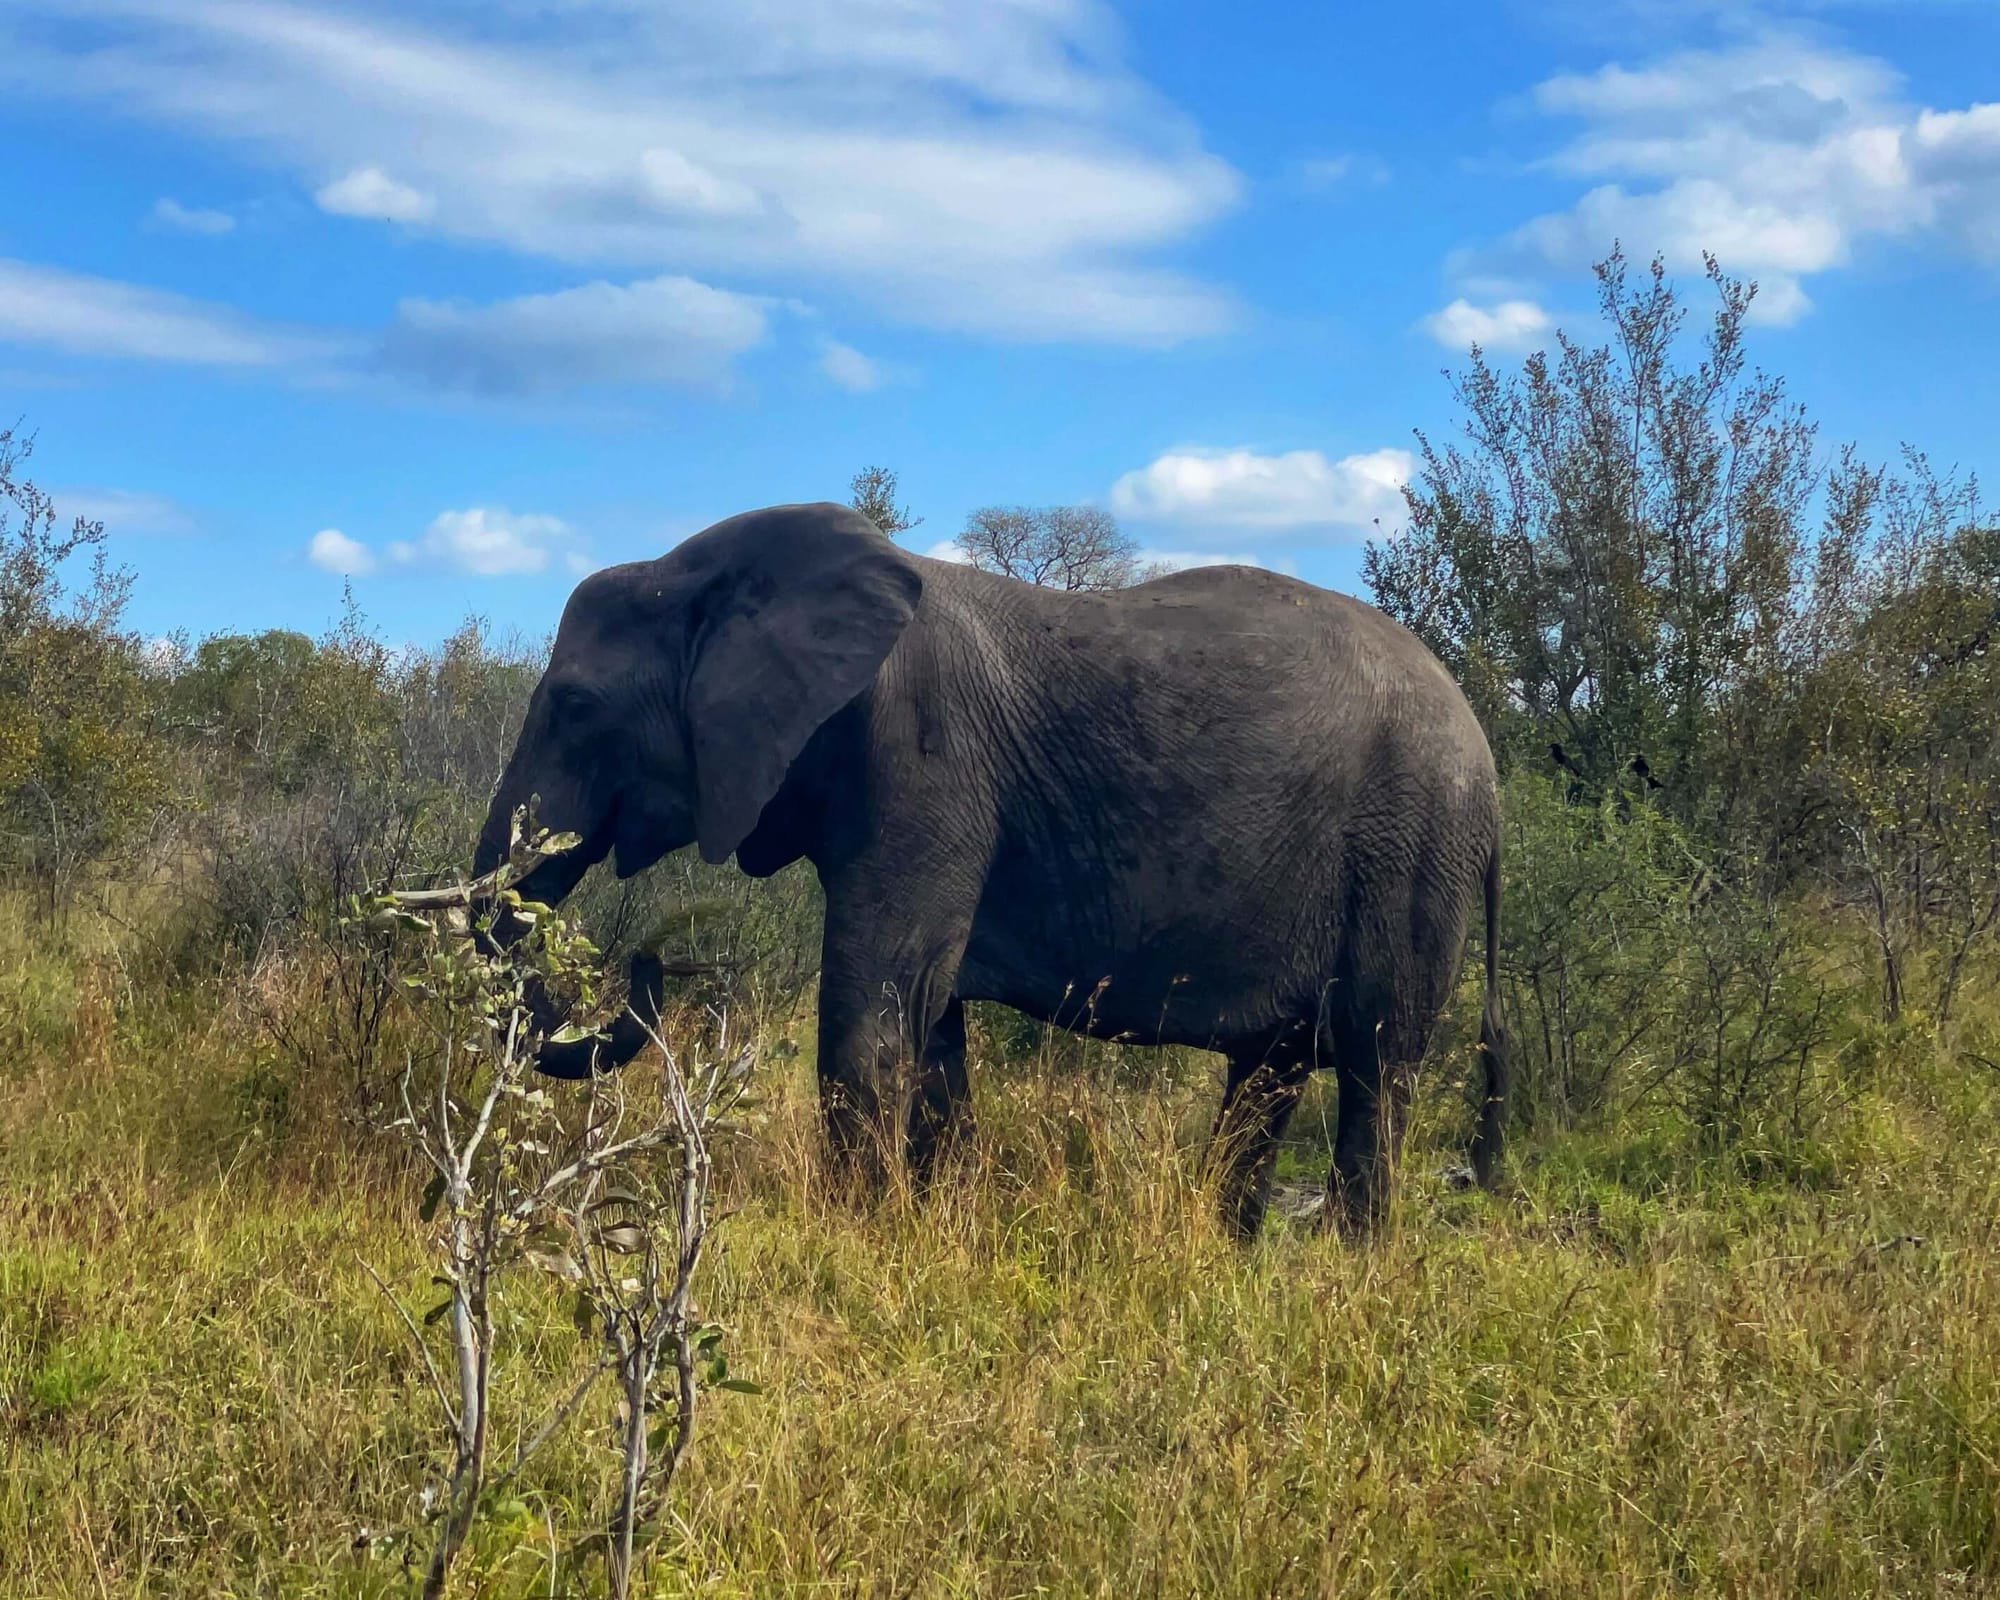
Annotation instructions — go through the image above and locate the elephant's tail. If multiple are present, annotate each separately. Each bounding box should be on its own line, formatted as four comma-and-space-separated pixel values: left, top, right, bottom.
1471, 843, 1511, 1190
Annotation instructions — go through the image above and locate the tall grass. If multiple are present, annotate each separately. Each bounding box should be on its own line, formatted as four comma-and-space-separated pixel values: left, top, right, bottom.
5, 893, 1999, 1596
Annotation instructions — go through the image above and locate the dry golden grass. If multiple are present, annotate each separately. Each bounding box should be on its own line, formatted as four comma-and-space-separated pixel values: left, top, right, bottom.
4, 906, 1999, 1597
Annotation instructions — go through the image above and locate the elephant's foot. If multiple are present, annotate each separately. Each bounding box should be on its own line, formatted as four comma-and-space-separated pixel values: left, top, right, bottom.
818, 1088, 902, 1203
1325, 1161, 1395, 1240
906, 1107, 976, 1193
1216, 1158, 1284, 1242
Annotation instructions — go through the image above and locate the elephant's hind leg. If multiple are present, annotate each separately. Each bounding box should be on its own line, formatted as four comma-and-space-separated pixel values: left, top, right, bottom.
907, 995, 973, 1185
1210, 1036, 1312, 1242
1325, 1014, 1427, 1236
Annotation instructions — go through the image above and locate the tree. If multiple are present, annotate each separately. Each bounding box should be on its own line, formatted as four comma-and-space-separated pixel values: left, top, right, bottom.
1365, 248, 1818, 819
1797, 456, 1999, 1021
956, 504, 1143, 591
0, 422, 163, 915
1365, 245, 2000, 1050
849, 466, 921, 537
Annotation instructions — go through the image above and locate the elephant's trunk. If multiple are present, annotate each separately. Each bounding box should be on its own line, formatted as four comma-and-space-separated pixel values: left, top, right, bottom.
533, 952, 666, 1079
471, 795, 655, 1079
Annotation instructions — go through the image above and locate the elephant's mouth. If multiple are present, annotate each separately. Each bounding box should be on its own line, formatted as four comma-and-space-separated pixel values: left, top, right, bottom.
610, 791, 689, 881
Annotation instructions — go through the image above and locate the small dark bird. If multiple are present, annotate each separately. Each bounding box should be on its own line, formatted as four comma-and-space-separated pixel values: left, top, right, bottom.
1629, 753, 1663, 790
1549, 742, 1575, 771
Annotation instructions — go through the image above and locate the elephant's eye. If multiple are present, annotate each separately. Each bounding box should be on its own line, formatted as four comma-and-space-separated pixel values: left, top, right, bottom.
550, 682, 596, 721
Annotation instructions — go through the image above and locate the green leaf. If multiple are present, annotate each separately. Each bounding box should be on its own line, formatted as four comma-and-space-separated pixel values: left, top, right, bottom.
537, 831, 583, 856
596, 1223, 649, 1254
714, 1377, 764, 1395
570, 1293, 595, 1339
418, 1171, 447, 1223
548, 1022, 600, 1046
423, 1296, 454, 1327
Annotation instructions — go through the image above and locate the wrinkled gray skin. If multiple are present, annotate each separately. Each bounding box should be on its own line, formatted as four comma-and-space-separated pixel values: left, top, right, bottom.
475, 503, 1509, 1237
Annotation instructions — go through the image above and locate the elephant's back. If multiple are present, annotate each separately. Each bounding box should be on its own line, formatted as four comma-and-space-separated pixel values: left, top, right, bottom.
1114, 564, 1487, 750
1122, 562, 1450, 667
925, 555, 1492, 783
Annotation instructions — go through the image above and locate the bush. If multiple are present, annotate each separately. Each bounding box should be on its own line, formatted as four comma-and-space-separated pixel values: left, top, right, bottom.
1496, 770, 1855, 1146
0, 424, 166, 917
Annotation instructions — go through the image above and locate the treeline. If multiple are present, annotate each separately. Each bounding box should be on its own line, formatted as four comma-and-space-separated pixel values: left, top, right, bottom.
0, 440, 524, 938
3, 250, 1996, 1161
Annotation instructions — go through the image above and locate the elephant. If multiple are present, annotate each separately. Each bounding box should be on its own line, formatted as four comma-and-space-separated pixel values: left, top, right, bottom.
472, 501, 1510, 1238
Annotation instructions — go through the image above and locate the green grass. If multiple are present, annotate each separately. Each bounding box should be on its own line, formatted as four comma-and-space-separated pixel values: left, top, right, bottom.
4, 905, 1999, 1596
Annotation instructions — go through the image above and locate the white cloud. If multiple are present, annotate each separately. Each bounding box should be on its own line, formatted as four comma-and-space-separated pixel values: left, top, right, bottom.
819, 339, 883, 393
1299, 155, 1356, 186
393, 507, 579, 577
316, 165, 436, 223
56, 487, 194, 536
148, 197, 235, 235
0, 258, 326, 366
308, 528, 376, 575
311, 510, 580, 577
0, 0, 1241, 345
635, 147, 765, 219
1910, 102, 2000, 261
1296, 153, 1389, 189
922, 539, 970, 563
0, 254, 768, 396
1452, 33, 2000, 325
1109, 446, 1415, 534
1421, 297, 1555, 351
380, 274, 769, 394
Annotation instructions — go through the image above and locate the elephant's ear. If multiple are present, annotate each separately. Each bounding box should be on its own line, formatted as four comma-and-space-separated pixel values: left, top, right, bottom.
683, 503, 922, 865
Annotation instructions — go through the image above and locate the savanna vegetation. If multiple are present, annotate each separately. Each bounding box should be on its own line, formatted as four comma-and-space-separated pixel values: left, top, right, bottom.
4, 252, 1998, 1596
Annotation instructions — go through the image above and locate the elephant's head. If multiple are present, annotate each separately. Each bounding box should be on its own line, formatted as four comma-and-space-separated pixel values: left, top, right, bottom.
472, 501, 923, 1075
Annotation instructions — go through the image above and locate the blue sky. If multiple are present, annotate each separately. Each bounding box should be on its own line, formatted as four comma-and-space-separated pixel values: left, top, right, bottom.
2, 0, 1996, 648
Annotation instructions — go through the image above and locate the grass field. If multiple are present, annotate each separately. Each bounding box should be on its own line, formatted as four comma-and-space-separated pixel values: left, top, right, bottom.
5, 905, 2000, 1597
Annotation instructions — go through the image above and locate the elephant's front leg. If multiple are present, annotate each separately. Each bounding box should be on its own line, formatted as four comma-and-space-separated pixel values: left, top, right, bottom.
814, 895, 969, 1192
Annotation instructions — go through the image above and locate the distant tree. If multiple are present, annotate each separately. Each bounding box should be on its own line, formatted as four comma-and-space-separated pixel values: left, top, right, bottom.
849, 466, 922, 537
957, 504, 1143, 591
1795, 455, 1999, 1021
166, 628, 318, 776
0, 422, 163, 916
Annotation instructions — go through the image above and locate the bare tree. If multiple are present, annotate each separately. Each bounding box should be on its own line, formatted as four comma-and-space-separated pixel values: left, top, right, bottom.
580, 1006, 755, 1599
849, 466, 921, 537
956, 505, 1142, 591
359, 814, 757, 1598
